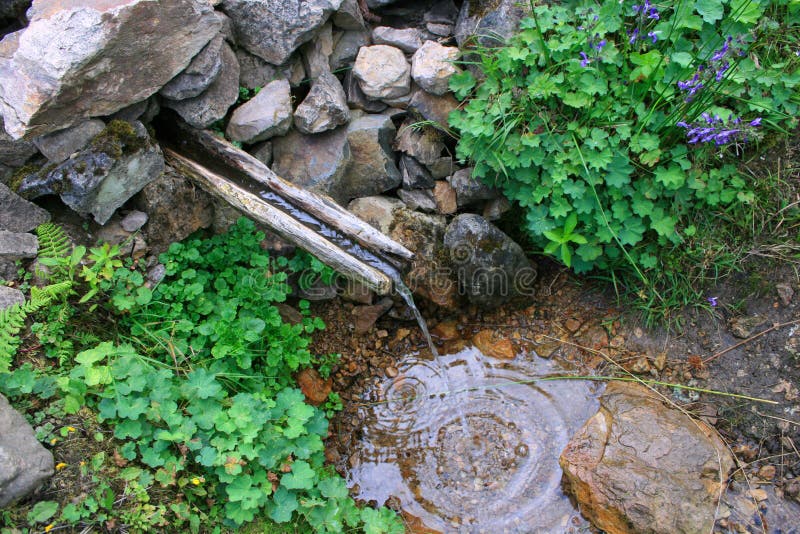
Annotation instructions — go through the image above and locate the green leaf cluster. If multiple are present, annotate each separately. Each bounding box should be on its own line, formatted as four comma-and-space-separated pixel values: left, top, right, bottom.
449, 0, 800, 284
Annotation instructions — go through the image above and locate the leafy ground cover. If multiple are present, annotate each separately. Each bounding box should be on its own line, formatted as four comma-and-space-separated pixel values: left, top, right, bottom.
449, 0, 800, 323
0, 219, 403, 533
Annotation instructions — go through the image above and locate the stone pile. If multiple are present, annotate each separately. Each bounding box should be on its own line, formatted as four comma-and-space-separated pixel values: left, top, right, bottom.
0, 0, 533, 311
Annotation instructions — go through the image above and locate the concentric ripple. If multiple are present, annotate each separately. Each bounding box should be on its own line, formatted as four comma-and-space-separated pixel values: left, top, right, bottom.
349, 347, 600, 533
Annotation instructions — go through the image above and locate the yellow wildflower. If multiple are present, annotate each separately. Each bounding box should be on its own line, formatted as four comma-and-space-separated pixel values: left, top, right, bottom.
49, 438, 58, 445
44, 524, 54, 532
66, 426, 76, 433
55, 462, 68, 471
191, 477, 202, 486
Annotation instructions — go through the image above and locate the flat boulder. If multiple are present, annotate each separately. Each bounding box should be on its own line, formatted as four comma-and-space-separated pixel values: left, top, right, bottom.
33, 120, 106, 163
0, 394, 54, 506
560, 382, 735, 534
0, 0, 220, 139
222, 0, 342, 66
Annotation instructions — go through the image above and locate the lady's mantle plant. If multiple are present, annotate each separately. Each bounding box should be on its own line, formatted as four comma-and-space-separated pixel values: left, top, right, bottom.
449, 0, 799, 279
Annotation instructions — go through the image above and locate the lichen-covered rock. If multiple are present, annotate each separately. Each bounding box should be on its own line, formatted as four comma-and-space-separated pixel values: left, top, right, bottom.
159, 34, 224, 100
226, 79, 293, 143
339, 114, 401, 200
17, 121, 164, 225
411, 40, 460, 96
372, 26, 423, 53
162, 42, 239, 128
560, 382, 735, 534
0, 394, 54, 506
33, 120, 106, 163
0, 0, 220, 139
353, 45, 411, 100
294, 71, 350, 134
347, 195, 405, 234
0, 182, 50, 233
272, 127, 352, 202
443, 213, 535, 308
221, 0, 342, 65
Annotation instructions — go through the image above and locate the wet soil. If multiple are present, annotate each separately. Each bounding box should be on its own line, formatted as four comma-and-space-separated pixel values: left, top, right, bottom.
311, 259, 800, 533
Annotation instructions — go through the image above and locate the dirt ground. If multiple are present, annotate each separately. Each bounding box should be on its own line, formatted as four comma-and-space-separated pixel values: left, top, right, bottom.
311, 257, 800, 532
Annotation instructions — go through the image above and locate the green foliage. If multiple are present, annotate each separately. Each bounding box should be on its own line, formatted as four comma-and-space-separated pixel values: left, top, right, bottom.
1, 218, 403, 533
449, 0, 800, 301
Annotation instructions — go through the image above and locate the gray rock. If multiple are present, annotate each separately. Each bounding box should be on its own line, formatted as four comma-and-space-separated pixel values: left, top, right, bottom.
400, 154, 435, 189
0, 394, 54, 506
294, 71, 350, 134
411, 40, 460, 96
272, 127, 352, 202
249, 141, 272, 167
427, 155, 457, 178
301, 22, 334, 79
455, 0, 530, 49
395, 119, 445, 165
426, 23, 453, 37
483, 196, 511, 221
344, 71, 388, 113
120, 210, 148, 232
380, 87, 414, 109
0, 0, 220, 139
330, 30, 370, 72
560, 382, 735, 534
0, 118, 37, 166
0, 182, 50, 233
159, 34, 224, 100
236, 48, 279, 90
133, 166, 214, 255
333, 0, 366, 30
0, 286, 24, 309
226, 79, 293, 143
448, 167, 498, 206
425, 0, 459, 25
340, 114, 401, 200
162, 42, 239, 129
372, 26, 424, 53
353, 45, 411, 100
18, 121, 165, 225
216, 11, 236, 43
347, 195, 405, 234
33, 120, 105, 163
397, 188, 436, 212
444, 213, 534, 308
366, 0, 400, 7
408, 88, 458, 127
0, 231, 38, 259
221, 0, 342, 66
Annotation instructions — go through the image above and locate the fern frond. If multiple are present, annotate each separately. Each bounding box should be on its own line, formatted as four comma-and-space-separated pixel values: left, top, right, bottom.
35, 222, 72, 281
0, 280, 73, 371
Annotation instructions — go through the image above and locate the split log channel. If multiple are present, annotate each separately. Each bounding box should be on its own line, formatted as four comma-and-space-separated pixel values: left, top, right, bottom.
156, 117, 413, 296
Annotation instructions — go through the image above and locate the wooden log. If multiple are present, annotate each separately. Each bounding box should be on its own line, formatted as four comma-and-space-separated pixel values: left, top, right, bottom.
160, 120, 414, 261
165, 149, 395, 295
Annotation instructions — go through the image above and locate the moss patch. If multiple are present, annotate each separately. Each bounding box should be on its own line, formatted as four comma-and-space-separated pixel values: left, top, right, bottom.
89, 119, 148, 159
